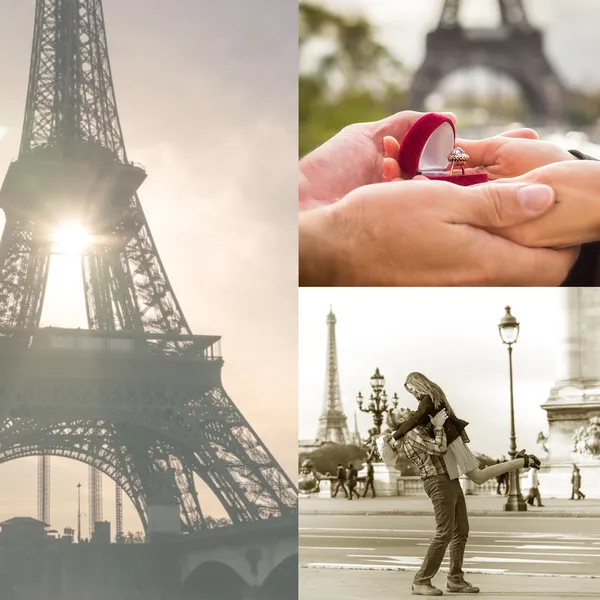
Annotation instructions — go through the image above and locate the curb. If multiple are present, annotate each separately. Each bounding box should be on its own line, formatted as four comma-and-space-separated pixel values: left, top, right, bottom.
300, 509, 600, 518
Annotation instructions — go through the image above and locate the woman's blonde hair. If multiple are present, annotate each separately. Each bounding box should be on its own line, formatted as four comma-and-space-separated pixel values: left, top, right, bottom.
405, 371, 456, 415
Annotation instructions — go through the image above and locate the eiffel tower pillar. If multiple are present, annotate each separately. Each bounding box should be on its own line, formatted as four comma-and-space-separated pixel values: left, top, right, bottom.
541, 289, 600, 497
410, 0, 567, 123
146, 468, 182, 542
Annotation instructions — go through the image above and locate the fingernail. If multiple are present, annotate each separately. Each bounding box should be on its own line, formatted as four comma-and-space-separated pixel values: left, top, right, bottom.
518, 184, 555, 213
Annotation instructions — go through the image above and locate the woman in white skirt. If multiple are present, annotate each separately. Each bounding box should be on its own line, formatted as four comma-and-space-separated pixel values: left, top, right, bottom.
387, 372, 539, 483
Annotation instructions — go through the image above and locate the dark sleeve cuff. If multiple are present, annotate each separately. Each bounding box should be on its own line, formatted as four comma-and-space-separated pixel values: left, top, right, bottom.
569, 149, 598, 161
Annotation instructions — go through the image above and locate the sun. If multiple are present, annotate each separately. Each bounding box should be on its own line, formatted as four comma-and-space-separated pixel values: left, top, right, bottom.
51, 222, 92, 255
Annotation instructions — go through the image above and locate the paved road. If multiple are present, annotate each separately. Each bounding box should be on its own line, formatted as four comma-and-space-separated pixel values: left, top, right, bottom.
300, 514, 600, 577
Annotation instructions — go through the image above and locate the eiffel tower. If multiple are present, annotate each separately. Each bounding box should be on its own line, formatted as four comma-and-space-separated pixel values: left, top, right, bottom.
410, 0, 566, 122
0, 0, 296, 535
315, 307, 351, 445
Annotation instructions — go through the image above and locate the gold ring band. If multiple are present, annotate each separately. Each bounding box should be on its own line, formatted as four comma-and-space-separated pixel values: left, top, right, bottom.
448, 147, 469, 177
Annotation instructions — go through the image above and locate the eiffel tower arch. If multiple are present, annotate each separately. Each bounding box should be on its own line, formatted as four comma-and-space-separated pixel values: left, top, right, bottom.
410, 0, 567, 122
0, 0, 296, 534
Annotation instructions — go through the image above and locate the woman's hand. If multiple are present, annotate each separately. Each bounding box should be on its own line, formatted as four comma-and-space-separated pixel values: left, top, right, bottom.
430, 409, 448, 428
492, 160, 600, 248
382, 129, 576, 182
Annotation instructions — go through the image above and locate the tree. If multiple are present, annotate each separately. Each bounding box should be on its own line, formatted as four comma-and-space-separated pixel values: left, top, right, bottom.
124, 530, 145, 543
299, 443, 367, 476
299, 2, 408, 156
204, 516, 231, 529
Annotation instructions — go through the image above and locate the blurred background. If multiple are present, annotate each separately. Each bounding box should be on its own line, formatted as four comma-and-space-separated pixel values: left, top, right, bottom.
299, 0, 600, 156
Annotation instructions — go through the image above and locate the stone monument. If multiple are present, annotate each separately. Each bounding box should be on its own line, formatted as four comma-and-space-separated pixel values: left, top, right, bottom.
541, 288, 600, 497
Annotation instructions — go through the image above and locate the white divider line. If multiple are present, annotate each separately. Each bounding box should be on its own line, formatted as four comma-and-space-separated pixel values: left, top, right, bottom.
466, 556, 584, 565
418, 543, 595, 551
299, 527, 600, 539
301, 563, 600, 579
465, 550, 600, 558
300, 547, 375, 551
304, 534, 427, 541
347, 554, 584, 566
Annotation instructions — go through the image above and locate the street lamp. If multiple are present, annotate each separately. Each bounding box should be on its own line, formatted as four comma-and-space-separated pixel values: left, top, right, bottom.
77, 482, 82, 543
357, 368, 398, 435
498, 306, 527, 512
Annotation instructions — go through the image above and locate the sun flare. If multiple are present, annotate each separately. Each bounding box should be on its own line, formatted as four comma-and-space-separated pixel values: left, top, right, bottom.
51, 222, 92, 255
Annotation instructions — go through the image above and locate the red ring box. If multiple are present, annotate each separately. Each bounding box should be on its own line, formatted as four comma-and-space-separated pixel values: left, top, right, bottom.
398, 113, 488, 186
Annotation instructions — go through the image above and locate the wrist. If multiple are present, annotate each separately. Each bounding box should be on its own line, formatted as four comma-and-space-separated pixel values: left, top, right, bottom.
299, 206, 347, 286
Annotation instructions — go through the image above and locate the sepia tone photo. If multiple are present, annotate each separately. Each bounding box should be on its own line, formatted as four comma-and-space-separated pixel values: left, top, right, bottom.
299, 287, 600, 599
299, 0, 600, 287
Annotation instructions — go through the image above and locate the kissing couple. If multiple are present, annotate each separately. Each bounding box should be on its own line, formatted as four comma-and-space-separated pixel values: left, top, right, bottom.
377, 372, 541, 596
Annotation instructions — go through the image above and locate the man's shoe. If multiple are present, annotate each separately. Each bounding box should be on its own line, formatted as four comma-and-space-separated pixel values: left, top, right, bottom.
447, 580, 480, 594
412, 583, 443, 596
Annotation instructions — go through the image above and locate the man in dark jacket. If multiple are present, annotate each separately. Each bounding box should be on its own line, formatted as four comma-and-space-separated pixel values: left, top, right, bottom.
362, 459, 376, 498
332, 463, 348, 498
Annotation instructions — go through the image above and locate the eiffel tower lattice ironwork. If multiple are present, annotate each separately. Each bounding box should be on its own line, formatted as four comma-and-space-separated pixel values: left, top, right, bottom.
410, 0, 566, 122
315, 307, 351, 445
0, 0, 296, 533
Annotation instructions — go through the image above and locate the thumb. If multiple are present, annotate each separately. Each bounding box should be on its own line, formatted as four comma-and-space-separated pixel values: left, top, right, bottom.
447, 182, 556, 229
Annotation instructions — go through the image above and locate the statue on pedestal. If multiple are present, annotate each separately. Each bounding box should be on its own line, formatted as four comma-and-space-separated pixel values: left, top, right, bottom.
573, 417, 600, 457
298, 459, 321, 494
363, 427, 382, 463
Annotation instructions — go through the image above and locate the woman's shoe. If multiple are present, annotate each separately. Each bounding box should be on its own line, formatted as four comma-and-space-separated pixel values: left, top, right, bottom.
515, 449, 541, 469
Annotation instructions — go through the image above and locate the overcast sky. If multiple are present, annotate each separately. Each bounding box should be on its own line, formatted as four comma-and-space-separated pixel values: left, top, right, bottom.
299, 288, 565, 460
316, 0, 600, 90
0, 0, 296, 536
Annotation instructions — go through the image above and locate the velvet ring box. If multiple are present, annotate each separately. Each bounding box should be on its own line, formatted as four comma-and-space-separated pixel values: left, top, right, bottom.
398, 113, 488, 186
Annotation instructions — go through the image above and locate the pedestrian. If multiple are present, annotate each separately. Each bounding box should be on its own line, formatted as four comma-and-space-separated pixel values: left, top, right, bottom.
571, 464, 586, 500
362, 458, 376, 498
526, 466, 544, 507
347, 462, 360, 500
495, 456, 509, 495
379, 406, 541, 596
332, 463, 348, 498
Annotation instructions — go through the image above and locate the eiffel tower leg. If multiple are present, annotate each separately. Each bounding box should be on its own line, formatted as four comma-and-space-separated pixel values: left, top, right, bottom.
82, 248, 143, 331
410, 59, 446, 113
167, 455, 206, 530
0, 221, 50, 328
122, 201, 191, 336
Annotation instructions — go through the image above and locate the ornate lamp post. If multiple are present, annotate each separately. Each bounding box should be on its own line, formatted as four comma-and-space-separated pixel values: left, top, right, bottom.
498, 306, 527, 512
357, 368, 398, 435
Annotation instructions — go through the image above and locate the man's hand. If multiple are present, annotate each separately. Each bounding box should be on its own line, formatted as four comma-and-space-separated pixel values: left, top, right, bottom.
492, 160, 600, 248
430, 410, 448, 429
382, 129, 575, 182
299, 178, 578, 286
300, 110, 455, 210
